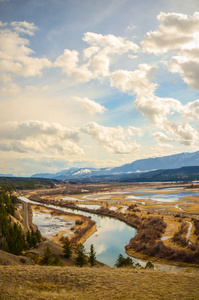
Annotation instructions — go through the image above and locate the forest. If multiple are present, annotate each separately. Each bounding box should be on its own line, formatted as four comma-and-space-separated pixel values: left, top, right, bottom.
0, 189, 41, 255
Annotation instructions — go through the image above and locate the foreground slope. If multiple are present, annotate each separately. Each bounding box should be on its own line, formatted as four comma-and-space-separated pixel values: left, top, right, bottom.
0, 266, 199, 300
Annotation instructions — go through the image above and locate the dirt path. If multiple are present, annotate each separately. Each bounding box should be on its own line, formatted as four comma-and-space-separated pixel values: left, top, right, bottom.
186, 221, 192, 242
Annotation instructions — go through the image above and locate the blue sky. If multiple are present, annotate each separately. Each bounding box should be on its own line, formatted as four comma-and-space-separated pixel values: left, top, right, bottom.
0, 0, 199, 176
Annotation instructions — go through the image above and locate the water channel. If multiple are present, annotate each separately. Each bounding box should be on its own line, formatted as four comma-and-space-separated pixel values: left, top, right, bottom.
18, 195, 199, 272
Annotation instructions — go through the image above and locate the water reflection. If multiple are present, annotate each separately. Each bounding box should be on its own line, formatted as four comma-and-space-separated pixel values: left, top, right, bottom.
84, 216, 137, 266
126, 191, 199, 203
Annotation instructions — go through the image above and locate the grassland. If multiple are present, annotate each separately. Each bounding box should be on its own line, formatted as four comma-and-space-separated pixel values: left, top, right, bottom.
0, 265, 199, 300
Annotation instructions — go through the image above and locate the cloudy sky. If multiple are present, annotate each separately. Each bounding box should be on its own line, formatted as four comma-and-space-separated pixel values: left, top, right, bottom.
0, 0, 199, 176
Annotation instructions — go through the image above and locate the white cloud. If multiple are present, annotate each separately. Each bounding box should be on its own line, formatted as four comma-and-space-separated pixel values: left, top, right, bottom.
81, 122, 140, 154
0, 120, 83, 156
0, 120, 80, 141
142, 12, 199, 54
83, 32, 140, 55
152, 131, 173, 142
110, 64, 158, 96
164, 121, 199, 146
0, 25, 51, 77
182, 99, 199, 123
168, 55, 199, 90
89, 53, 110, 78
1, 82, 21, 96
135, 95, 182, 125
11, 21, 38, 36
54, 49, 92, 82
54, 49, 79, 73
83, 46, 100, 59
142, 12, 199, 92
71, 96, 107, 114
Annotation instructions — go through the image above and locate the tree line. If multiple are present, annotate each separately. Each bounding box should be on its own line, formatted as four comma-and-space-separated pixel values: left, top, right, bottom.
0, 189, 41, 255
0, 177, 57, 191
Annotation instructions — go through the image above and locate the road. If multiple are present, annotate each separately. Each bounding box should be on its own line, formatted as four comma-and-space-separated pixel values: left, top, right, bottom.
23, 202, 30, 232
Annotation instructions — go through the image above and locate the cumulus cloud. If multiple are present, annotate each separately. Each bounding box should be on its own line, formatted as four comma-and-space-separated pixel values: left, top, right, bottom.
0, 24, 51, 77
141, 12, 199, 92
134, 93, 199, 146
81, 122, 140, 154
83, 32, 140, 55
54, 49, 92, 82
182, 99, 199, 123
90, 54, 110, 78
142, 12, 199, 54
152, 131, 173, 142
110, 64, 158, 96
0, 120, 80, 141
0, 121, 83, 156
168, 56, 199, 90
71, 97, 107, 114
135, 95, 182, 125
83, 46, 100, 59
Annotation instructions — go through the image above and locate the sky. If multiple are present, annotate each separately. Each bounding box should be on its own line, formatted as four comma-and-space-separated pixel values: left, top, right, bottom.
0, 0, 199, 176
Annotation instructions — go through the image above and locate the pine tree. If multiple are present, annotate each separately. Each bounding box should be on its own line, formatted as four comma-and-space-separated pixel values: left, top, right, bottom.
63, 237, 72, 259
43, 247, 54, 265
89, 244, 96, 267
35, 229, 42, 243
75, 244, 87, 267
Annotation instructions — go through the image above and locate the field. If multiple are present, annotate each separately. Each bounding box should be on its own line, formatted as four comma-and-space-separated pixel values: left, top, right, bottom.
0, 265, 199, 300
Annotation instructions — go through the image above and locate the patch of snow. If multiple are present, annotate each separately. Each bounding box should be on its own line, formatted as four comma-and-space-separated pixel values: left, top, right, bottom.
73, 169, 92, 176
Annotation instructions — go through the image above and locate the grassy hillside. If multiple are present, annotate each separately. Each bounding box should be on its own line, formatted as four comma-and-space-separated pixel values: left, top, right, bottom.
0, 265, 199, 300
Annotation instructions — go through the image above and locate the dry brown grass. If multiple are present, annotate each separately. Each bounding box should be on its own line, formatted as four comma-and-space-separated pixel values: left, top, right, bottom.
0, 265, 199, 300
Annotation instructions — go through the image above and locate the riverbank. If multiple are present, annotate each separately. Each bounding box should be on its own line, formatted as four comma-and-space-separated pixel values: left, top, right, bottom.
1, 265, 199, 300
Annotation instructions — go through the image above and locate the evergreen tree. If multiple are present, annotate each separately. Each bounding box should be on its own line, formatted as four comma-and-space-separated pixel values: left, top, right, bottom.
115, 254, 134, 268
54, 255, 63, 266
63, 237, 72, 259
145, 261, 154, 269
43, 247, 54, 265
35, 229, 42, 243
75, 244, 87, 267
89, 244, 96, 267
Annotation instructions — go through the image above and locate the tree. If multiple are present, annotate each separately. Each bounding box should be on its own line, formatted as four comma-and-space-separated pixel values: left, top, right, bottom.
145, 261, 154, 269
63, 237, 72, 259
115, 254, 134, 268
75, 244, 87, 267
89, 244, 96, 267
43, 247, 54, 265
35, 229, 42, 243
54, 255, 63, 266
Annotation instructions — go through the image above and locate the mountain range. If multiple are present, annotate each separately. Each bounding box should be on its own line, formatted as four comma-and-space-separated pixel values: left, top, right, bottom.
31, 150, 199, 180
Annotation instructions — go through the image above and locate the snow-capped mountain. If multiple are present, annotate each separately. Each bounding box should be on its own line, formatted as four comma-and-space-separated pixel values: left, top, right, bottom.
31, 150, 199, 180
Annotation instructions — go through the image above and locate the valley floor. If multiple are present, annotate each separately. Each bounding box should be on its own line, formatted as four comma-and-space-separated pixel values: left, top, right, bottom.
0, 265, 199, 300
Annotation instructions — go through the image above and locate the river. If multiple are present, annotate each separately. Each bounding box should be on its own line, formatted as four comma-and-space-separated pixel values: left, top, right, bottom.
18, 195, 199, 272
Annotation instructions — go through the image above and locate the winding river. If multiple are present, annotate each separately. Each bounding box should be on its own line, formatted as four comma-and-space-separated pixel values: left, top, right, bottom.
18, 195, 199, 272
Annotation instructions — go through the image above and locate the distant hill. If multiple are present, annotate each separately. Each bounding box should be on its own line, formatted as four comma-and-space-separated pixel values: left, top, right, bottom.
115, 166, 199, 182
32, 151, 199, 180
0, 174, 15, 177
